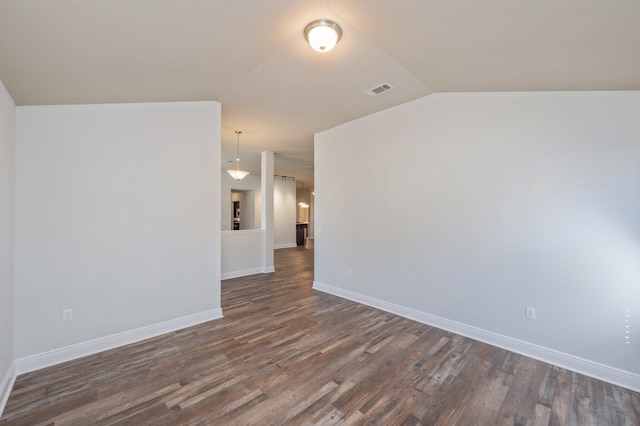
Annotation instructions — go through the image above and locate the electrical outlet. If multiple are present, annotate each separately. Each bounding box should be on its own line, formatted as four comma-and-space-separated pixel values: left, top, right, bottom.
347, 268, 352, 277
63, 309, 73, 322
525, 306, 536, 320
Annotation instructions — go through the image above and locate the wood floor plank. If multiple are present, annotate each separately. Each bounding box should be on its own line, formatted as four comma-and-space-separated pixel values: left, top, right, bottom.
495, 356, 549, 425
1, 244, 638, 425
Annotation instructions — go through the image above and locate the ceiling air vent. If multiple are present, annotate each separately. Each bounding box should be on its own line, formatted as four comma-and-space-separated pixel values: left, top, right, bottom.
364, 83, 395, 97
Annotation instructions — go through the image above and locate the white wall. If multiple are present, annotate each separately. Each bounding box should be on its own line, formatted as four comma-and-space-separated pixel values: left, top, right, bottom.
221, 173, 261, 230
315, 92, 640, 386
309, 189, 315, 239
261, 152, 275, 271
274, 178, 296, 249
0, 80, 15, 414
221, 230, 265, 279
14, 101, 221, 362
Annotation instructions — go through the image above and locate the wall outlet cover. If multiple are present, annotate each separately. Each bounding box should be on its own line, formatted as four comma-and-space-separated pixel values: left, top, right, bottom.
526, 306, 536, 320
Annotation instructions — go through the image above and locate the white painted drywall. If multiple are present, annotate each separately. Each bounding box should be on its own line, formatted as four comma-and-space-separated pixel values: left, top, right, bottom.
309, 189, 315, 239
221, 230, 265, 279
274, 178, 296, 248
221, 173, 261, 230
315, 92, 640, 375
262, 152, 275, 270
14, 101, 221, 359
0, 80, 15, 411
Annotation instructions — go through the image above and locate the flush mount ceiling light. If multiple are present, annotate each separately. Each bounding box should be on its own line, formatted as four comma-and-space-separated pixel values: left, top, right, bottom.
304, 19, 342, 53
227, 130, 249, 181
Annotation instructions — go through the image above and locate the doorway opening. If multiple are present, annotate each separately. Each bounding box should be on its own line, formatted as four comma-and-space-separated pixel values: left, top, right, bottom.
230, 189, 255, 230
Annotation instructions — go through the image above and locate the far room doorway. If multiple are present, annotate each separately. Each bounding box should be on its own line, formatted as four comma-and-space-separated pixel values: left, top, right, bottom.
230, 189, 255, 230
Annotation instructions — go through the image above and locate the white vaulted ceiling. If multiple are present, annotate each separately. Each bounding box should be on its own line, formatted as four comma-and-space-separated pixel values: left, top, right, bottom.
1, 0, 639, 186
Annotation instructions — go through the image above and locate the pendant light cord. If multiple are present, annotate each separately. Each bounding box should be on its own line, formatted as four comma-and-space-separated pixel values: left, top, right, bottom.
235, 130, 242, 171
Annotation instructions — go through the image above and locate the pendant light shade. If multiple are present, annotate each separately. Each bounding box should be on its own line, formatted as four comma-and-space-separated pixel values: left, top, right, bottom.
304, 19, 342, 53
227, 130, 249, 181
228, 169, 249, 181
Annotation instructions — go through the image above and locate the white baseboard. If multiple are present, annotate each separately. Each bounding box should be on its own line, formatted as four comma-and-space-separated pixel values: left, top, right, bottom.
222, 266, 274, 280
0, 361, 16, 418
15, 308, 223, 375
274, 243, 297, 250
313, 281, 640, 392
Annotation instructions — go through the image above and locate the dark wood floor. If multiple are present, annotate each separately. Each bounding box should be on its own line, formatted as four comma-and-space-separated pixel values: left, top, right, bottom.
1, 244, 639, 425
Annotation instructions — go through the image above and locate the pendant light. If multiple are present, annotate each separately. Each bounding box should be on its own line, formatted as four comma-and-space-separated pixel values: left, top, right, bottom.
227, 130, 249, 181
298, 182, 309, 208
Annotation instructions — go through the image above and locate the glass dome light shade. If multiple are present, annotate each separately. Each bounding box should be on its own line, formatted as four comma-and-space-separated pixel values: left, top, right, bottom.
304, 19, 342, 53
